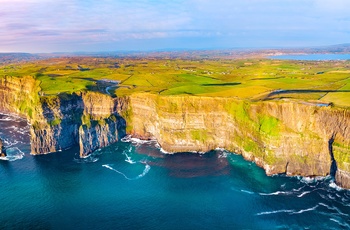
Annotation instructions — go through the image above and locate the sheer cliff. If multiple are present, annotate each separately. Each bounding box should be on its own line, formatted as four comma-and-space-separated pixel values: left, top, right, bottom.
0, 76, 126, 156
0, 76, 349, 188
127, 93, 350, 188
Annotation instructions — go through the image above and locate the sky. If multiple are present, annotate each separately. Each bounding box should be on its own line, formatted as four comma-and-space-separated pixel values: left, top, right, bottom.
1, 0, 350, 53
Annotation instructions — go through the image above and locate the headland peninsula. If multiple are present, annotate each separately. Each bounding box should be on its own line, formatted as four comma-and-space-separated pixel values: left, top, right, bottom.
0, 47, 349, 188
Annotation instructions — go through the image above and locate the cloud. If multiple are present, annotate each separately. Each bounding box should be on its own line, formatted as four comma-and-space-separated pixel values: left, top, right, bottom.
0, 0, 350, 52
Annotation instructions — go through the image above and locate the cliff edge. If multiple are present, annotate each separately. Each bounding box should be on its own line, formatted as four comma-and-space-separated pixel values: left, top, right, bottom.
127, 93, 350, 188
0, 76, 349, 188
0, 76, 126, 157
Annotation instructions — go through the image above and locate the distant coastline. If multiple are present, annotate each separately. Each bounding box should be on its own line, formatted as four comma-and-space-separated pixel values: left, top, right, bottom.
269, 53, 350, 61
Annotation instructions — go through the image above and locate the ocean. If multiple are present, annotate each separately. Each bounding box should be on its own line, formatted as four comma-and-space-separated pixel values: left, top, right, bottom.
269, 53, 350, 61
1, 113, 350, 229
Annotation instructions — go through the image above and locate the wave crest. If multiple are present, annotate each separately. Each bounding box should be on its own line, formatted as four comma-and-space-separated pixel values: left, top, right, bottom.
0, 147, 25, 161
102, 163, 151, 180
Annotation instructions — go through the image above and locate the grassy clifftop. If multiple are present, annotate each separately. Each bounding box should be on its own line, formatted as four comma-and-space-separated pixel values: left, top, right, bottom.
0, 56, 350, 187
0, 57, 349, 108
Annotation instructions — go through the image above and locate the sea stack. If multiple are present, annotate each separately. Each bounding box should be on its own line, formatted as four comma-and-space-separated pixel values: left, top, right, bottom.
0, 138, 6, 157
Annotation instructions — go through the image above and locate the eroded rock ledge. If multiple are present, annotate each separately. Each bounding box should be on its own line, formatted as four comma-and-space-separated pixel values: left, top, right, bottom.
127, 93, 350, 188
0, 76, 349, 188
0, 76, 126, 156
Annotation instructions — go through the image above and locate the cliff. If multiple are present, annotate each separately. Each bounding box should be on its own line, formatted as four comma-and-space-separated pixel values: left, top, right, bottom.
30, 92, 127, 156
127, 93, 350, 188
0, 76, 126, 157
0, 76, 350, 188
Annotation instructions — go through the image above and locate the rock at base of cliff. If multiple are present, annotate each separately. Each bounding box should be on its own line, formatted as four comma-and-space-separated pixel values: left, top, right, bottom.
0, 138, 6, 157
336, 169, 350, 189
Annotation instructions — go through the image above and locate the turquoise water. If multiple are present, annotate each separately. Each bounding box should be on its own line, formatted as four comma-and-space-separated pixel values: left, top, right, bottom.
1, 114, 350, 229
269, 54, 350, 61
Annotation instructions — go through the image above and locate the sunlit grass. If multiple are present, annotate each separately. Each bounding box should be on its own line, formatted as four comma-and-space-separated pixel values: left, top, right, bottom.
0, 57, 349, 107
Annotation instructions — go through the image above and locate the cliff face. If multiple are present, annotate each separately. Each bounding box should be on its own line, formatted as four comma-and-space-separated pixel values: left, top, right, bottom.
0, 75, 40, 117
127, 93, 350, 188
0, 76, 126, 157
79, 114, 126, 155
30, 92, 127, 156
1, 76, 350, 188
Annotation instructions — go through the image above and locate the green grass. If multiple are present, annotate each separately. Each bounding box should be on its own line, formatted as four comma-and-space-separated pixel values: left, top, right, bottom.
191, 129, 209, 143
259, 115, 280, 136
0, 57, 349, 108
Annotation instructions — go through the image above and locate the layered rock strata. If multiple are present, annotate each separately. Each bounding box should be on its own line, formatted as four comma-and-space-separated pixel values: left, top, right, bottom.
127, 93, 350, 188
0, 76, 126, 157
0, 76, 350, 188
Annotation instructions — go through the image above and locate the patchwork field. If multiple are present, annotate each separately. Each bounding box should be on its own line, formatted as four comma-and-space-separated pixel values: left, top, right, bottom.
1, 57, 349, 107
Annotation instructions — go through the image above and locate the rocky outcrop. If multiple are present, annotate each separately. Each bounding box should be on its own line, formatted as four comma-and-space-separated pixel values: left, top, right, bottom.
79, 114, 126, 155
127, 93, 350, 188
0, 138, 6, 157
0, 76, 126, 157
30, 92, 127, 156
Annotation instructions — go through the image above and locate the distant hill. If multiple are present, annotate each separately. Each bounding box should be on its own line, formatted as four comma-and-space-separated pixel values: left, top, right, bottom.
0, 53, 40, 65
311, 43, 350, 53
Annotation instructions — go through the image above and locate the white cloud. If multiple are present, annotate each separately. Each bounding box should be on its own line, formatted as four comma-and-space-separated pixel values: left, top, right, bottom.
0, 0, 350, 52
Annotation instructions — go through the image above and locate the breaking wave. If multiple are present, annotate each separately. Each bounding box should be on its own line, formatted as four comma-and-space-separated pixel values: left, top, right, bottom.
0, 147, 25, 161
256, 209, 295, 216
121, 135, 157, 146
102, 163, 151, 180
73, 151, 101, 163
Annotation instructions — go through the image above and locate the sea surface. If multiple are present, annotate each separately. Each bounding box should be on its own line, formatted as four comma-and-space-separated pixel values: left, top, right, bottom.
1, 113, 350, 229
269, 53, 350, 61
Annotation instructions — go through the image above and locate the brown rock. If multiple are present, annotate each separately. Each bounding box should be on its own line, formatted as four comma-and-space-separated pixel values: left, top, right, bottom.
0, 138, 6, 157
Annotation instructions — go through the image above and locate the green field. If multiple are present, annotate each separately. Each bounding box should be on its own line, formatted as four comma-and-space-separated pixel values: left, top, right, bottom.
1, 57, 349, 107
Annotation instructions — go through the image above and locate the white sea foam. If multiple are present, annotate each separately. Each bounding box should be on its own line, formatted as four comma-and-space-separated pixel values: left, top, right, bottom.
299, 176, 326, 184
290, 205, 319, 214
160, 148, 171, 154
102, 164, 151, 180
259, 191, 292, 196
0, 147, 25, 161
215, 147, 226, 151
74, 154, 99, 163
74, 151, 100, 163
217, 150, 231, 158
122, 135, 173, 154
0, 117, 13, 121
329, 182, 343, 191
292, 185, 306, 192
256, 209, 295, 216
3, 139, 18, 147
123, 151, 136, 164
121, 135, 156, 146
241, 189, 254, 195
297, 191, 312, 198
330, 218, 350, 228
319, 202, 349, 216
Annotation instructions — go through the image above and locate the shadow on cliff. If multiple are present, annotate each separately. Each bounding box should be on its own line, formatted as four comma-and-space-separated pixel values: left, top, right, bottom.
329, 134, 338, 179
39, 92, 84, 151
37, 91, 127, 156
